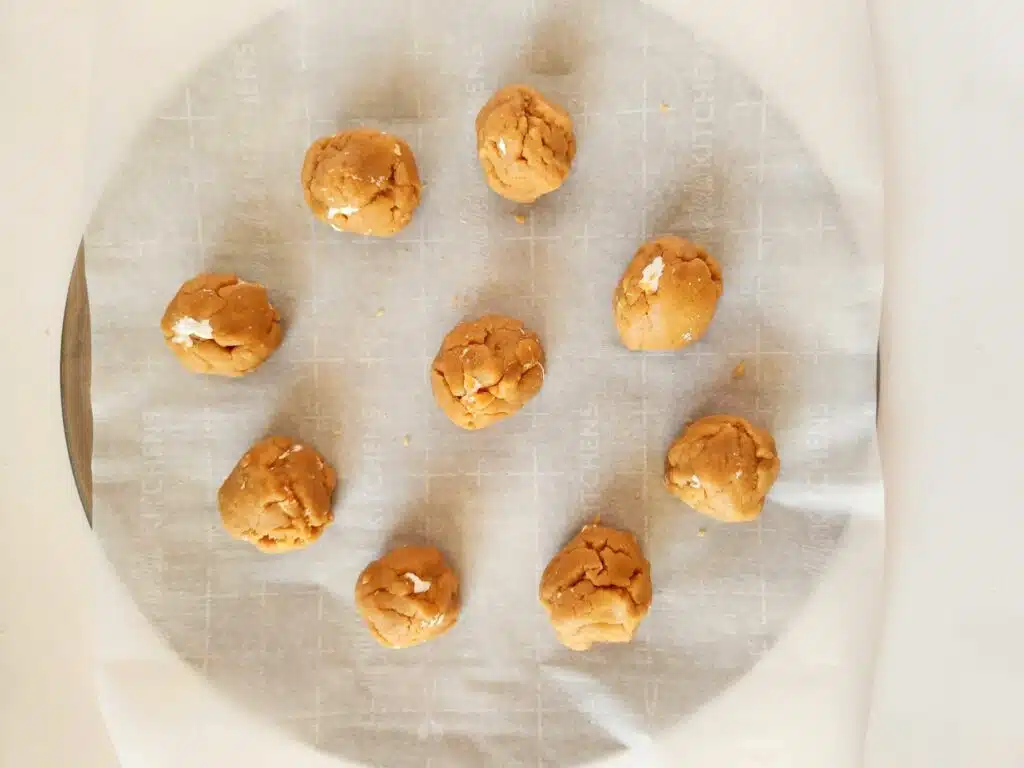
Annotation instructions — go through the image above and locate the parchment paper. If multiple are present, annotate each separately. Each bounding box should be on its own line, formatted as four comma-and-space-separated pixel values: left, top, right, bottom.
85, 0, 882, 765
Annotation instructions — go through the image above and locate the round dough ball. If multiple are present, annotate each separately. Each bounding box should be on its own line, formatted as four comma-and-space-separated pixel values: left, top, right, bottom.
664, 414, 780, 523
355, 546, 460, 649
430, 314, 546, 430
301, 128, 422, 237
613, 235, 723, 351
161, 273, 283, 376
218, 436, 337, 552
539, 524, 653, 651
475, 84, 576, 203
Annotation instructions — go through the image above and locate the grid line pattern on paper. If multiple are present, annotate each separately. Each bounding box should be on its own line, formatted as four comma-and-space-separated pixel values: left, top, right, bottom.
84, 1, 881, 766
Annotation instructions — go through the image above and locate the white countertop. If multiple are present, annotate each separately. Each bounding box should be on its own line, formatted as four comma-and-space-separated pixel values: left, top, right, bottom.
1, 0, 1022, 766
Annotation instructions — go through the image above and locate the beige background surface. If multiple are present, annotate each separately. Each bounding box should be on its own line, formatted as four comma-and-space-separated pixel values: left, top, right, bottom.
35, 0, 1024, 767
4, 0, 888, 766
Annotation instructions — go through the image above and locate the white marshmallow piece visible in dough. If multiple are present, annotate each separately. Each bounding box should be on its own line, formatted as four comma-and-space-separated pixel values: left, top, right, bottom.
171, 317, 214, 347
327, 205, 360, 218
404, 572, 432, 594
638, 255, 665, 294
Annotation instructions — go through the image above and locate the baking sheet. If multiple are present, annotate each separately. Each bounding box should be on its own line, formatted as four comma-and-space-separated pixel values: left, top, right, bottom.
84, 0, 882, 765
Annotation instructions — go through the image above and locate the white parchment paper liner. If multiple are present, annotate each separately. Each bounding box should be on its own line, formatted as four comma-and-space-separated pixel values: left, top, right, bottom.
86, 1, 882, 764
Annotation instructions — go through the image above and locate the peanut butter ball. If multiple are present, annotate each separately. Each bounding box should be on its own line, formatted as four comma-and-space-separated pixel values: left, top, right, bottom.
664, 414, 780, 523
160, 273, 282, 376
301, 128, 421, 237
539, 524, 653, 651
355, 545, 460, 649
475, 84, 576, 203
430, 314, 546, 430
613, 236, 723, 351
218, 436, 338, 552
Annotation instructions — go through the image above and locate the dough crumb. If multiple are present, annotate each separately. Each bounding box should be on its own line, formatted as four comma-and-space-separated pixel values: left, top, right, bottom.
659, 102, 670, 112
697, 527, 707, 537
539, 523, 653, 651
402, 434, 411, 447
732, 361, 746, 378
375, 307, 386, 318
514, 214, 527, 225
355, 545, 460, 649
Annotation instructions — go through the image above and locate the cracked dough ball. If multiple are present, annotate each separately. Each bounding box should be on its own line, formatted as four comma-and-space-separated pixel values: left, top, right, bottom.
476, 84, 576, 203
540, 524, 653, 651
355, 546, 460, 649
160, 273, 283, 376
430, 314, 546, 430
664, 414, 780, 523
301, 128, 421, 237
613, 235, 723, 351
218, 436, 337, 552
